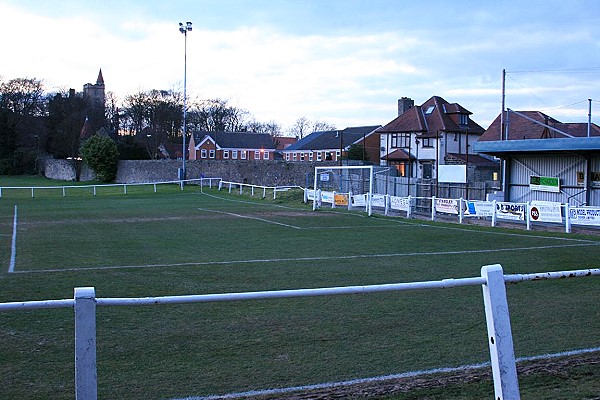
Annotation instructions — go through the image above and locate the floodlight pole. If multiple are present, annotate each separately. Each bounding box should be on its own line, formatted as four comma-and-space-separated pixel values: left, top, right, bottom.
179, 21, 192, 180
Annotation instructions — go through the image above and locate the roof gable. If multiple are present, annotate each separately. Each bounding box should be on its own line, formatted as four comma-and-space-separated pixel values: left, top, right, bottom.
379, 96, 484, 136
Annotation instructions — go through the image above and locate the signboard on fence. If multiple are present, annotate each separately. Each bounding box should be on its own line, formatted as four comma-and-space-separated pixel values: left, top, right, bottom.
390, 196, 410, 211
438, 165, 467, 183
306, 189, 316, 201
334, 193, 349, 206
371, 194, 386, 208
569, 207, 600, 226
529, 201, 562, 223
351, 194, 366, 207
464, 201, 494, 217
435, 198, 459, 215
321, 191, 334, 204
496, 202, 526, 221
529, 175, 560, 192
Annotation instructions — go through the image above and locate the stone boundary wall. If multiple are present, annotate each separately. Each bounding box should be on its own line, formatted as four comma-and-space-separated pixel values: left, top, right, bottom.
43, 159, 339, 187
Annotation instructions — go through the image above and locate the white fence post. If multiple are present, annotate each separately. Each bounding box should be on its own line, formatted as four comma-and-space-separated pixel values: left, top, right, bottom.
431, 196, 436, 221
526, 202, 531, 230
492, 200, 497, 227
74, 287, 98, 400
407, 195, 412, 218
481, 265, 521, 400
564, 203, 571, 234
459, 197, 464, 224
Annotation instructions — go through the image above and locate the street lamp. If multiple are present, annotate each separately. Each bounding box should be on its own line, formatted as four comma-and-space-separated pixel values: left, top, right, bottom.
179, 21, 192, 180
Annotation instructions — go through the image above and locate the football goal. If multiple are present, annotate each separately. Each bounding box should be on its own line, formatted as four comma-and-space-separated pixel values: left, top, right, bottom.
312, 165, 374, 215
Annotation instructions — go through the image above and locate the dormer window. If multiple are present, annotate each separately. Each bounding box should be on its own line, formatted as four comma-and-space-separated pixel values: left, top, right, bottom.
425, 105, 435, 115
459, 114, 468, 125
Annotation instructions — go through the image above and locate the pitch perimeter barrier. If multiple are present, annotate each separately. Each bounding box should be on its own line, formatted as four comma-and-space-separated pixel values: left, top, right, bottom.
218, 180, 303, 199
1, 266, 598, 400
0, 178, 222, 198
308, 189, 600, 233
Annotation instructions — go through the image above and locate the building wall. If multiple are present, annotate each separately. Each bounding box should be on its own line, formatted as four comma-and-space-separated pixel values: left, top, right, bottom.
507, 154, 600, 206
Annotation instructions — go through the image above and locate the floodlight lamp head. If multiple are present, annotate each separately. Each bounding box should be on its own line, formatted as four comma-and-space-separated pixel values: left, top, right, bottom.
186, 21, 192, 31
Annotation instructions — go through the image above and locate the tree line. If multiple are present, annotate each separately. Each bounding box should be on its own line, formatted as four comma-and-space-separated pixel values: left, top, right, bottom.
0, 75, 335, 174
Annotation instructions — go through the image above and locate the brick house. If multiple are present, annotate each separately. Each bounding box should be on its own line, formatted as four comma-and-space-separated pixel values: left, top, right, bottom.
188, 131, 276, 161
378, 96, 495, 180
282, 126, 381, 163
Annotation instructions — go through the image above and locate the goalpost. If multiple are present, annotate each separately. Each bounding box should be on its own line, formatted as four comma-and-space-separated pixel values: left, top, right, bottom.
312, 165, 374, 215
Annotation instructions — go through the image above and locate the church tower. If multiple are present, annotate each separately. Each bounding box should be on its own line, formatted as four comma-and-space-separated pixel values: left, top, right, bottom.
83, 69, 106, 108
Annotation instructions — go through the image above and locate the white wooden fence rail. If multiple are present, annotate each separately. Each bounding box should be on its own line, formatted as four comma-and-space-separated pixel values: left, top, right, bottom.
0, 266, 598, 400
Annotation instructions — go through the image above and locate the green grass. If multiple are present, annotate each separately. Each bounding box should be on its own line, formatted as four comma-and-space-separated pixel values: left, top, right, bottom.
0, 176, 599, 399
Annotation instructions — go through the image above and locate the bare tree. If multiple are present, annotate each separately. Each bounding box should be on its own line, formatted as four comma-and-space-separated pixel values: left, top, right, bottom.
187, 98, 250, 132
289, 117, 336, 138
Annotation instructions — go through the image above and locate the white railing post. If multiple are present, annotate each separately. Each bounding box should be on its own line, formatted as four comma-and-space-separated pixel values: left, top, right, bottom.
74, 287, 98, 400
407, 195, 412, 218
481, 265, 521, 400
384, 194, 389, 216
492, 200, 497, 227
458, 198, 464, 224
564, 203, 571, 234
526, 202, 531, 230
431, 196, 436, 221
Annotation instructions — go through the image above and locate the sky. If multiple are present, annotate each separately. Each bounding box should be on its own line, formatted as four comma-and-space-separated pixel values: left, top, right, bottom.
1, 0, 599, 131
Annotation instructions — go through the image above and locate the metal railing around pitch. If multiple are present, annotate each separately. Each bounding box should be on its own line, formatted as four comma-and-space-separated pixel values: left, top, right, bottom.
0, 266, 598, 400
0, 178, 222, 198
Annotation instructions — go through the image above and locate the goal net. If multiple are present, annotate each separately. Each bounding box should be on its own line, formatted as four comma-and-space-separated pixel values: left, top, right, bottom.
311, 165, 374, 214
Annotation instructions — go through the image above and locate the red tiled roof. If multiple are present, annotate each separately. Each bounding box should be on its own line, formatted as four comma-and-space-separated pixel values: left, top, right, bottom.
478, 111, 600, 141
382, 149, 415, 161
378, 96, 485, 138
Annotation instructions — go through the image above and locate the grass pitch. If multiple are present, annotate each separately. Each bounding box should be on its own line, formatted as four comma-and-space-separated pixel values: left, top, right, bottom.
0, 178, 599, 399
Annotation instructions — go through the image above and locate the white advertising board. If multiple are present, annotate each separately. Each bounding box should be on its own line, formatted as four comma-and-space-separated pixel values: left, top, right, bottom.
435, 198, 459, 215
351, 194, 366, 207
569, 207, 600, 226
321, 191, 335, 204
371, 194, 386, 208
438, 165, 467, 183
496, 202, 526, 221
464, 201, 494, 217
529, 201, 562, 223
306, 189, 316, 201
390, 196, 410, 211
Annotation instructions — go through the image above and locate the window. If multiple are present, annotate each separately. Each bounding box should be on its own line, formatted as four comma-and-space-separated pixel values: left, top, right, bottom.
300, 153, 305, 161
223, 150, 229, 159
309, 152, 314, 161
285, 152, 290, 161
316, 152, 322, 161
336, 150, 341, 160
232, 150, 238, 159
459, 114, 468, 125
263, 151, 269, 160
254, 151, 260, 160
422, 138, 433, 147
201, 149, 207, 158
391, 133, 411, 148
425, 105, 435, 114
241, 150, 247, 160
293, 153, 297, 161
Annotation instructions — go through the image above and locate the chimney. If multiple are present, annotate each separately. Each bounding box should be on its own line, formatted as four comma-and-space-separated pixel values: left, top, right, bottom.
398, 97, 414, 116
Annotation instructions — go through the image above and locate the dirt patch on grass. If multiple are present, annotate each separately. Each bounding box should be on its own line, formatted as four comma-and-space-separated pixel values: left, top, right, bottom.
248, 352, 600, 399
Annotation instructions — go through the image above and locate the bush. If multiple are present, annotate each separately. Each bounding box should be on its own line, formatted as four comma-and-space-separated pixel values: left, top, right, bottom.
80, 134, 119, 182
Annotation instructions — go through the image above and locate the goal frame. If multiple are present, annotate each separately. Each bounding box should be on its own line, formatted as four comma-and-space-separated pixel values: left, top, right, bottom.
312, 165, 374, 215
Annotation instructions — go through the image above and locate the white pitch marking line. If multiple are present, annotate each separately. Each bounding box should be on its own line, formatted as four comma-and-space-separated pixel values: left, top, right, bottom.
197, 207, 302, 230
169, 346, 600, 400
8, 205, 17, 273
12, 242, 600, 274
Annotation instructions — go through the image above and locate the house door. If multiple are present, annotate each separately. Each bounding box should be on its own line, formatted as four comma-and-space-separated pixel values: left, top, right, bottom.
422, 163, 433, 179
